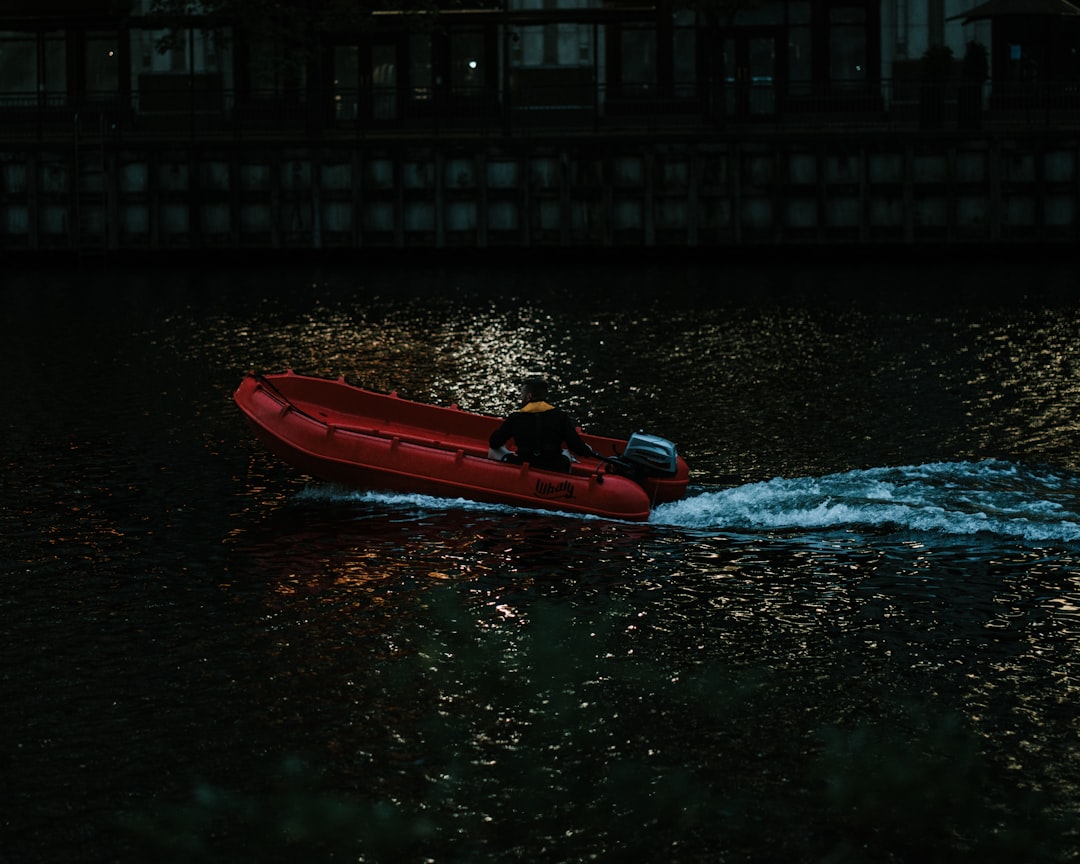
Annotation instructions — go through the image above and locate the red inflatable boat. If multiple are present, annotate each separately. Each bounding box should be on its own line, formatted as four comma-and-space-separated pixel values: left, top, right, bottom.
234, 371, 690, 522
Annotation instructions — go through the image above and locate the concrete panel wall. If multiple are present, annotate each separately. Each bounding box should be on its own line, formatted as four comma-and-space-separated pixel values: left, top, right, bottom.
2, 134, 1078, 252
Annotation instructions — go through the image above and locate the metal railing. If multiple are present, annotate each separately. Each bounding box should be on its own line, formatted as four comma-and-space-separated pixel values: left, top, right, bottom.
7, 79, 1080, 143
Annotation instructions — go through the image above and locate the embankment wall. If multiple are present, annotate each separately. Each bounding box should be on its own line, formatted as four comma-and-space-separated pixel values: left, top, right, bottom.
3, 131, 1078, 253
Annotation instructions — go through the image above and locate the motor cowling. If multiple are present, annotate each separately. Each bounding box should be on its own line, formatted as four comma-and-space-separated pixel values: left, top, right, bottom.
607, 432, 680, 481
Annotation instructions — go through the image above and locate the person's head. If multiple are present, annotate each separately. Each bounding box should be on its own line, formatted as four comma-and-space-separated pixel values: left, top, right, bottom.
520, 377, 549, 406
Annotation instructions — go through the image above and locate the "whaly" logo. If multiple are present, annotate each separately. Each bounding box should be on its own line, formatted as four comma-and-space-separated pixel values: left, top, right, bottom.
534, 478, 575, 499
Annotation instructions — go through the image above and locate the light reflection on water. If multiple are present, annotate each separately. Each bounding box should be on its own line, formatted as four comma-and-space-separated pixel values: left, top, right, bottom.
4, 264, 1080, 861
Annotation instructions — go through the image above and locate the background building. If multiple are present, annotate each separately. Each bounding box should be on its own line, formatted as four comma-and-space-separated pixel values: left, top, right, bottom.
1, 1, 1078, 253
7, 0, 1074, 135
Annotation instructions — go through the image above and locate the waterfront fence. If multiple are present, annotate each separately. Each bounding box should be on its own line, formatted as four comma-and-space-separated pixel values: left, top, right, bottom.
4, 79, 1080, 144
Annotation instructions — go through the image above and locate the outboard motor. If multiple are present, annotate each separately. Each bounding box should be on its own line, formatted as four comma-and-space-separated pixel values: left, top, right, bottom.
606, 432, 680, 485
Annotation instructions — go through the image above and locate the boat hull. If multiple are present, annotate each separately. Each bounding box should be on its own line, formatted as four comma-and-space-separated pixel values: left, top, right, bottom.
234, 371, 690, 522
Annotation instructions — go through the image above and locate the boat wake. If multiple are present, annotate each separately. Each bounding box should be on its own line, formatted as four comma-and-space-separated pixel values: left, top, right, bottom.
293, 460, 1080, 545
652, 459, 1080, 544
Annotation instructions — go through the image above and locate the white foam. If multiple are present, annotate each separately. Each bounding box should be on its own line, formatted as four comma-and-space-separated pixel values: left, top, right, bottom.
292, 484, 607, 521
650, 460, 1080, 543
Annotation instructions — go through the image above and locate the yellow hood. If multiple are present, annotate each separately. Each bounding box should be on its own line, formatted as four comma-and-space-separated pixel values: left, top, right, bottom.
519, 401, 555, 413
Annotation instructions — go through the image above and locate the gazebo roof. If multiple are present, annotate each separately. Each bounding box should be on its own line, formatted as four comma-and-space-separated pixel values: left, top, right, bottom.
949, 0, 1080, 22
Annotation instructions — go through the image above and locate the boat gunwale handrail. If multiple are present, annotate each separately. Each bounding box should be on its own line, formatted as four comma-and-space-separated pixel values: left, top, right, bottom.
249, 374, 612, 479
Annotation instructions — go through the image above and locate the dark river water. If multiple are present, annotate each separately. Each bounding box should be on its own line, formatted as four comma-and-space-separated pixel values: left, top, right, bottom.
3, 258, 1080, 863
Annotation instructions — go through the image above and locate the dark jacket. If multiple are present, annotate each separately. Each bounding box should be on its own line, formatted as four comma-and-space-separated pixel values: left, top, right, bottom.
489, 401, 592, 471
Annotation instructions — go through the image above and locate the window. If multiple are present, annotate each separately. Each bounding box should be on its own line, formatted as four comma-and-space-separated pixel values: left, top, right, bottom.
0, 32, 37, 103
334, 46, 358, 120
43, 33, 66, 102
451, 32, 484, 93
131, 27, 228, 112
247, 37, 303, 95
410, 32, 432, 101
132, 28, 224, 76
829, 6, 867, 86
735, 0, 786, 26
509, 0, 597, 69
787, 1, 812, 94
673, 12, 696, 97
85, 32, 119, 99
620, 24, 655, 93
512, 22, 594, 69
0, 31, 62, 104
373, 44, 396, 119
